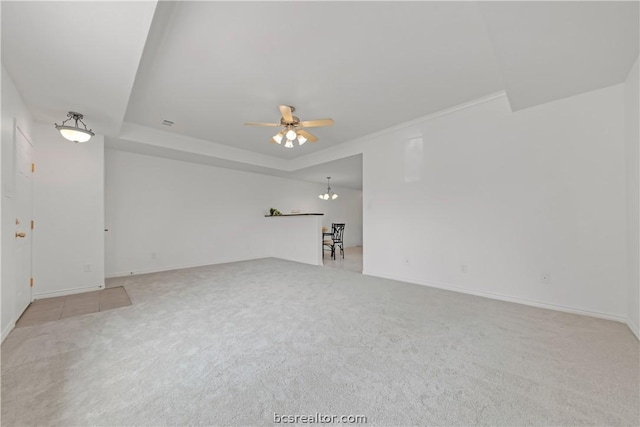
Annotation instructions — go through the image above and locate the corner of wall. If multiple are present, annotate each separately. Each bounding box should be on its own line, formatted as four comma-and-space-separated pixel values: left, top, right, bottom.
624, 56, 640, 340
627, 319, 640, 341
1, 321, 15, 344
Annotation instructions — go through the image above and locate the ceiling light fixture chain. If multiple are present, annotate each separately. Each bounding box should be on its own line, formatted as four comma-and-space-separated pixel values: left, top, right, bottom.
56, 112, 92, 132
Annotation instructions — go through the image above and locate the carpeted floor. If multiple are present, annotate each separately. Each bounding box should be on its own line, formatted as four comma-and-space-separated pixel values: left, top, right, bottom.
1, 258, 638, 426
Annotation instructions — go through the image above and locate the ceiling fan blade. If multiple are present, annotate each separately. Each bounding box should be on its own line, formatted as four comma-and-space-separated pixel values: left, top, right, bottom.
300, 118, 334, 128
279, 105, 294, 123
297, 129, 318, 142
244, 122, 280, 127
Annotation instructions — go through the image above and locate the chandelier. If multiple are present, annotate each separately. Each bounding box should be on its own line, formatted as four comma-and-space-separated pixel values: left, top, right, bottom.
319, 177, 338, 200
55, 111, 94, 143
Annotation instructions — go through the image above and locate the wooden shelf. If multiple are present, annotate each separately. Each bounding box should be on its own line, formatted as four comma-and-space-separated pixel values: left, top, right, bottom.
264, 213, 324, 217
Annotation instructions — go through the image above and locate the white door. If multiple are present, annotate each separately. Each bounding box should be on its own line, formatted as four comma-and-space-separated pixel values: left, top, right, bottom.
14, 125, 33, 316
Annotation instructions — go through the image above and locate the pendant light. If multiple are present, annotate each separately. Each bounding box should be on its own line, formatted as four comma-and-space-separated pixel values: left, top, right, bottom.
318, 177, 338, 200
55, 111, 94, 143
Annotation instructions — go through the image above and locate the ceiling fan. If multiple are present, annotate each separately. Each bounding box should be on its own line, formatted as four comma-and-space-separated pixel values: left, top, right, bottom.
245, 105, 334, 148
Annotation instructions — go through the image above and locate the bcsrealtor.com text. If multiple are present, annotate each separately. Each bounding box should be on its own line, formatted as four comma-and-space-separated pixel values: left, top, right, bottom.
273, 413, 367, 424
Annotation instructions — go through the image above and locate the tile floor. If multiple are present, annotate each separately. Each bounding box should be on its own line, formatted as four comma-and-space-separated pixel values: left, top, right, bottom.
322, 246, 362, 273
15, 287, 131, 328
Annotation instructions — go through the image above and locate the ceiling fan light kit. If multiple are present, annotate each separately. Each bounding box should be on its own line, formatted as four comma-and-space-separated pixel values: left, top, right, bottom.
319, 177, 338, 201
245, 105, 333, 149
272, 132, 284, 144
55, 111, 95, 143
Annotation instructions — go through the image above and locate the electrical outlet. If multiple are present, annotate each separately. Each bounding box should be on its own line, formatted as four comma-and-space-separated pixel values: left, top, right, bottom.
151, 252, 157, 260
541, 272, 551, 284
83, 264, 92, 273
404, 257, 410, 265
461, 264, 468, 273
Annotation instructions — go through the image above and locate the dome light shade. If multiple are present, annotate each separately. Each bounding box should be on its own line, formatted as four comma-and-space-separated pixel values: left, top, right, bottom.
286, 129, 297, 140
297, 134, 307, 145
58, 128, 93, 143
284, 140, 294, 148
319, 177, 338, 201
55, 111, 94, 143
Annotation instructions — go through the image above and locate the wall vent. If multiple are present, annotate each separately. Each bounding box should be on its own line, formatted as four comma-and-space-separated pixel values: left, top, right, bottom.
161, 120, 174, 127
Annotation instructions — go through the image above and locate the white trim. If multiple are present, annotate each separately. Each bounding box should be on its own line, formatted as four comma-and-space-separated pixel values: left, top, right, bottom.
115, 92, 508, 175
336, 91, 507, 148
627, 319, 640, 341
1, 321, 15, 344
291, 91, 507, 170
105, 256, 264, 278
364, 270, 628, 324
33, 284, 104, 299
120, 122, 287, 170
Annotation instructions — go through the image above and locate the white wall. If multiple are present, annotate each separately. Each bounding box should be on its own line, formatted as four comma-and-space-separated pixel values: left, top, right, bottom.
105, 149, 362, 277
625, 57, 640, 338
264, 215, 324, 266
1, 66, 35, 340
362, 85, 628, 321
32, 123, 105, 297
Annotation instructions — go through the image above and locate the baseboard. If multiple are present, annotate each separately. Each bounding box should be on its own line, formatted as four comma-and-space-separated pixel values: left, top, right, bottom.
627, 319, 640, 341
1, 321, 15, 344
364, 270, 627, 324
34, 284, 104, 299
105, 256, 263, 278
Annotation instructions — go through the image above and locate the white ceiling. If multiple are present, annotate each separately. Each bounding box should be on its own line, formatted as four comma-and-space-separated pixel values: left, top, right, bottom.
287, 155, 363, 191
123, 1, 504, 159
2, 1, 639, 169
1, 1, 157, 136
479, 1, 639, 111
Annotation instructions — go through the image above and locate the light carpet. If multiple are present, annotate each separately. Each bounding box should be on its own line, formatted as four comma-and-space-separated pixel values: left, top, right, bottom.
1, 258, 638, 426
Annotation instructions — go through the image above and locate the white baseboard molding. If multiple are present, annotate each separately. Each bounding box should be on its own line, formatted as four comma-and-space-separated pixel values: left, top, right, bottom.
105, 256, 264, 279
627, 320, 640, 341
1, 321, 16, 344
34, 284, 104, 299
364, 270, 628, 324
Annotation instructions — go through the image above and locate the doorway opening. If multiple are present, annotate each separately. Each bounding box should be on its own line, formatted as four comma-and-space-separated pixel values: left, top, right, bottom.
290, 154, 363, 273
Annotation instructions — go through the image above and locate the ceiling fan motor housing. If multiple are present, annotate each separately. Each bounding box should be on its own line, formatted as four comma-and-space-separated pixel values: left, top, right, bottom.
280, 116, 300, 126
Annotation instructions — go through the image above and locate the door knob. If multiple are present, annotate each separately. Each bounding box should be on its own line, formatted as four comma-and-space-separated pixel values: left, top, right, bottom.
15, 232, 26, 238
